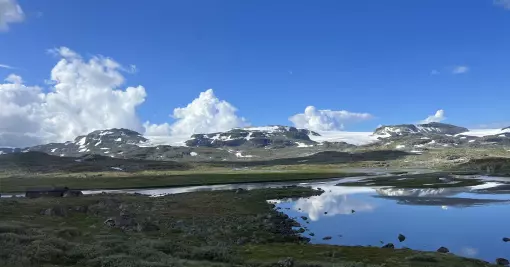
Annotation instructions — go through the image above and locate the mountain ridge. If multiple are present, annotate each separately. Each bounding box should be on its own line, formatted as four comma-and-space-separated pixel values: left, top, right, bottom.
1, 123, 509, 161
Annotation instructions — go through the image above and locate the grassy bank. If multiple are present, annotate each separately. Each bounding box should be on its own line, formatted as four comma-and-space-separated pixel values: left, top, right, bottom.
0, 187, 495, 267
0, 171, 366, 193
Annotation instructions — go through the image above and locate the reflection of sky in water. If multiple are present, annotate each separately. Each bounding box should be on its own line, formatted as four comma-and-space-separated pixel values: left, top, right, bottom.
274, 183, 510, 262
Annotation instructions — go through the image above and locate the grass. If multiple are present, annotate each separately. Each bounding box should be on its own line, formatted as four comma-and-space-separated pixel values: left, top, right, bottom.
0, 170, 366, 193
0, 187, 497, 267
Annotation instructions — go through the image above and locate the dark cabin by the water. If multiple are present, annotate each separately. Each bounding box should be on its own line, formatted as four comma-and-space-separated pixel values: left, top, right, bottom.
25, 187, 70, 198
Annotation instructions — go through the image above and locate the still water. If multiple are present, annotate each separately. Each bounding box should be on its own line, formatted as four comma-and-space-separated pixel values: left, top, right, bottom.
271, 180, 510, 263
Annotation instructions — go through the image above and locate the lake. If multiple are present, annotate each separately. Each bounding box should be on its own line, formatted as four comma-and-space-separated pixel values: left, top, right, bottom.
270, 178, 510, 263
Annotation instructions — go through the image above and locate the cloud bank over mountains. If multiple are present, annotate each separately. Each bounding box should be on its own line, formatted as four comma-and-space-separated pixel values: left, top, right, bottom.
289, 106, 373, 131
0, 47, 453, 148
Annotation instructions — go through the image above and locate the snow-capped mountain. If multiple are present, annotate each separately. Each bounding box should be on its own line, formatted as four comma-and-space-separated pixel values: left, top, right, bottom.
0, 123, 508, 161
186, 126, 319, 148
374, 122, 469, 136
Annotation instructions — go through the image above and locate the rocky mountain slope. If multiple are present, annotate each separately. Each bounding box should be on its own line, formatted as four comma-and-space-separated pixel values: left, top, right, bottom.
1, 124, 508, 163
374, 122, 469, 136
186, 126, 319, 148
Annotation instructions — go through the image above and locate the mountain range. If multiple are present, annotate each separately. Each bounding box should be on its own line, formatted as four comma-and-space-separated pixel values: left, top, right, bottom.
0, 123, 509, 162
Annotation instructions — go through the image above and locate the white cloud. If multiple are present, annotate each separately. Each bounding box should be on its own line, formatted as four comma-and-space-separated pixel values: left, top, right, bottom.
494, 0, 510, 9
288, 106, 373, 131
144, 89, 248, 137
0, 63, 15, 69
452, 65, 469, 74
420, 109, 446, 124
0, 0, 24, 32
0, 47, 147, 147
4, 73, 22, 84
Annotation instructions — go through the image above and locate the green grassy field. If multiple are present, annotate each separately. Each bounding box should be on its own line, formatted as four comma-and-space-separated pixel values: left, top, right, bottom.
0, 170, 367, 193
0, 187, 496, 267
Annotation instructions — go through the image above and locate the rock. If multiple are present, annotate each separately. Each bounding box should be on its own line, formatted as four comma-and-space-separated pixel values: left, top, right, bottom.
398, 234, 406, 242
382, 243, 395, 249
74, 206, 88, 213
300, 216, 308, 220
496, 258, 509, 266
309, 233, 315, 236
63, 190, 83, 197
236, 237, 248, 245
104, 218, 116, 227
324, 212, 328, 214
437, 247, 449, 253
40, 206, 67, 217
351, 209, 355, 213
322, 236, 332, 240
277, 257, 294, 267
503, 237, 510, 242
235, 188, 246, 194
137, 221, 160, 232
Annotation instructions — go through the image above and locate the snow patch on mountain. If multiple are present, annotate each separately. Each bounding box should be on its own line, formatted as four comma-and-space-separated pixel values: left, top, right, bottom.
309, 131, 380, 146
459, 128, 510, 137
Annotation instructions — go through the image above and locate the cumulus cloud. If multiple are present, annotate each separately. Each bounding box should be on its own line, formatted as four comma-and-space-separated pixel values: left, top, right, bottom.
144, 89, 248, 137
452, 65, 469, 74
420, 109, 446, 124
0, 0, 24, 31
494, 0, 510, 9
288, 106, 373, 131
4, 73, 22, 83
0, 47, 147, 147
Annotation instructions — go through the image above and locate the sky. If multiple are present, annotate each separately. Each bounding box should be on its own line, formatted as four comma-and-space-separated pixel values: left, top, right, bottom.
1, 0, 510, 147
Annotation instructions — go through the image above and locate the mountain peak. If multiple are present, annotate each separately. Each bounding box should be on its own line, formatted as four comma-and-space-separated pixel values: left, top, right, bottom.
374, 123, 468, 136
186, 125, 319, 148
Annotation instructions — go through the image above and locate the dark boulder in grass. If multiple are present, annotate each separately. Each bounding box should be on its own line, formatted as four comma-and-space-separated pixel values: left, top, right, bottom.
496, 258, 509, 266
277, 257, 294, 267
382, 243, 395, 249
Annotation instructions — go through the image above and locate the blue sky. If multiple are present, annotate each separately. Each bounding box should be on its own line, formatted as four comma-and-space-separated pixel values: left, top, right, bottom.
1, 0, 510, 139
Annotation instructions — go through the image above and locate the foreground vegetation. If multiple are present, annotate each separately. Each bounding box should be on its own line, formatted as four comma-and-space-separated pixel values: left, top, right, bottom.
0, 188, 496, 267
0, 171, 367, 193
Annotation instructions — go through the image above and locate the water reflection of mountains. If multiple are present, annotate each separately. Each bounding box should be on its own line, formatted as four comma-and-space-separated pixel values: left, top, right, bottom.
375, 188, 510, 207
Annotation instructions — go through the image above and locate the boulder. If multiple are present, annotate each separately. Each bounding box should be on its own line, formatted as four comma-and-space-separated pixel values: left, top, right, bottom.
398, 234, 406, 242
437, 247, 449, 253
382, 243, 395, 249
63, 190, 83, 197
40, 206, 68, 217
104, 218, 116, 227
322, 236, 332, 240
277, 257, 294, 267
235, 188, 246, 194
300, 216, 308, 220
503, 237, 510, 242
496, 258, 509, 266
